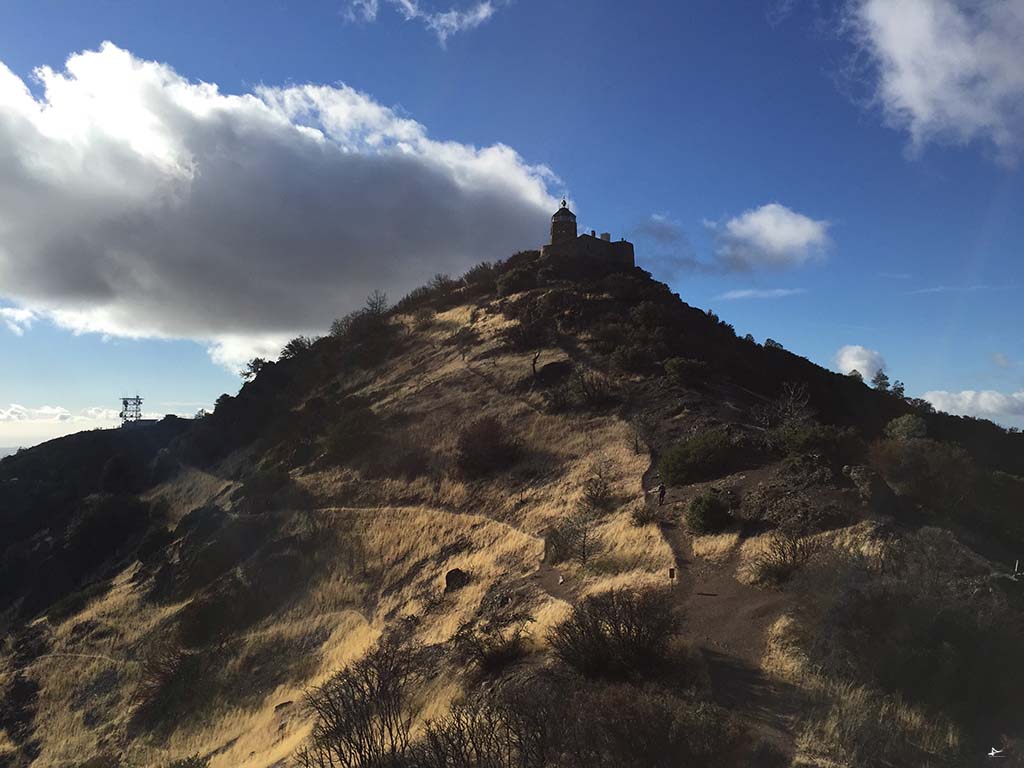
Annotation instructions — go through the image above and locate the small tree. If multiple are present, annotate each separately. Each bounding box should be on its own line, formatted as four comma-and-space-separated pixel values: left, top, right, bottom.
279, 335, 316, 360
884, 414, 928, 441
848, 369, 864, 383
239, 357, 267, 381
871, 369, 891, 392
891, 379, 906, 398
764, 338, 784, 350
365, 289, 388, 317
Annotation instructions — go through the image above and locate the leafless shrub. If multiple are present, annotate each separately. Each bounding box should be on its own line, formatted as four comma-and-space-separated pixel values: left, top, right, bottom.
453, 605, 534, 677
546, 511, 601, 566
630, 503, 663, 527
296, 636, 426, 768
749, 530, 819, 586
548, 588, 679, 679
571, 367, 616, 408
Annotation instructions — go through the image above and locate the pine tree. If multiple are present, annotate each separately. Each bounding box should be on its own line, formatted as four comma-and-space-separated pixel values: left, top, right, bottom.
871, 369, 890, 391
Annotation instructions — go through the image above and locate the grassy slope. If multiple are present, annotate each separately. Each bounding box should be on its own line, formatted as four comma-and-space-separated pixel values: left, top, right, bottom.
4, 301, 673, 767
3, 262, 1022, 767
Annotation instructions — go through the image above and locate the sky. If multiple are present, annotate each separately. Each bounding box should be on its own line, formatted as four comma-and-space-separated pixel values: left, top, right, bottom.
1, 0, 1023, 447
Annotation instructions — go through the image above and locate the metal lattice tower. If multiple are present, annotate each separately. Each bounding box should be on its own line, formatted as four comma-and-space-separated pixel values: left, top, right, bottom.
119, 396, 143, 426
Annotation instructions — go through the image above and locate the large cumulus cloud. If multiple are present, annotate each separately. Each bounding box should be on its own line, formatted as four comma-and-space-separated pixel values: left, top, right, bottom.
846, 0, 1024, 160
0, 43, 556, 366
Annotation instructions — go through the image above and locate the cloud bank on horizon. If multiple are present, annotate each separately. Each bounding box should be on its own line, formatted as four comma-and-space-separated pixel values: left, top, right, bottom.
0, 43, 556, 368
848, 0, 1024, 160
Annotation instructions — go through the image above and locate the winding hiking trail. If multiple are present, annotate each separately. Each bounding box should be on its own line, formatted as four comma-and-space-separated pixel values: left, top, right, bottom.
643, 461, 800, 756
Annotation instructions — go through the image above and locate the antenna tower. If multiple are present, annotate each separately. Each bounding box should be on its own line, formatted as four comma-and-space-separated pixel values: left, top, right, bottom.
120, 395, 143, 426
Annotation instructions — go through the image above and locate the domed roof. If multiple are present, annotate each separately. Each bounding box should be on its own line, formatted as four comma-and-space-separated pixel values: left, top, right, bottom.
552, 198, 576, 220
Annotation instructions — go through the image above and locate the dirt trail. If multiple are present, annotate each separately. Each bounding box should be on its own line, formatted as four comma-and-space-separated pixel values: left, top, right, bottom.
644, 462, 799, 755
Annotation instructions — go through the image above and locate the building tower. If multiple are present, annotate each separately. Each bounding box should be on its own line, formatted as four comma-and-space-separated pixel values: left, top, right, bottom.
551, 198, 577, 245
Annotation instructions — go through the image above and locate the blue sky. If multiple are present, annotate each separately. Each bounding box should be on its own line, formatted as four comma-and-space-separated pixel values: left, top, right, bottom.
1, 0, 1023, 446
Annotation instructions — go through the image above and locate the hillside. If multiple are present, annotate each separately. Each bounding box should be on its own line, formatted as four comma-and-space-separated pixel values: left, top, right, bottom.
2, 251, 1024, 768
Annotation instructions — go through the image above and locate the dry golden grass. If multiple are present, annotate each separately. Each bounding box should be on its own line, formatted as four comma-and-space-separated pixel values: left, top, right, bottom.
764, 614, 960, 767
690, 532, 740, 563
17, 297, 686, 766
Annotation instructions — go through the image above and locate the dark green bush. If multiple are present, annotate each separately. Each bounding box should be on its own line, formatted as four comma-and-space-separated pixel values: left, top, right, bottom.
496, 266, 537, 297
868, 438, 975, 515
774, 424, 865, 465
549, 588, 679, 678
455, 417, 520, 477
663, 357, 709, 386
324, 399, 381, 463
684, 491, 732, 534
884, 414, 928, 441
658, 428, 737, 485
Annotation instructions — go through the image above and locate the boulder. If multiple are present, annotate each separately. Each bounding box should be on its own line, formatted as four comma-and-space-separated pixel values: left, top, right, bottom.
444, 568, 471, 594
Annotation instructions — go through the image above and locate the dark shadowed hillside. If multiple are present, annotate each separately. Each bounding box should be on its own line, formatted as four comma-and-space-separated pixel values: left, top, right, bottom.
2, 253, 1023, 768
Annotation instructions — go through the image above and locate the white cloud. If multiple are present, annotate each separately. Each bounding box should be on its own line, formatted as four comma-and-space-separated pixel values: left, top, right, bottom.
716, 288, 806, 300
993, 351, 1012, 368
0, 307, 35, 336
0, 404, 72, 422
846, 0, 1024, 159
79, 407, 121, 420
0, 44, 556, 369
905, 284, 1004, 295
924, 389, 1024, 420
347, 0, 499, 44
835, 344, 886, 378
710, 203, 829, 270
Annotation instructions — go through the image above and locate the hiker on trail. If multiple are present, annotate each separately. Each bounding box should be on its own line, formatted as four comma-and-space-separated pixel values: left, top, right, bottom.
658, 483, 666, 506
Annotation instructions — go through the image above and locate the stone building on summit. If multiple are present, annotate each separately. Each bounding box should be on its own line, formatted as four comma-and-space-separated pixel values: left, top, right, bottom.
540, 199, 635, 272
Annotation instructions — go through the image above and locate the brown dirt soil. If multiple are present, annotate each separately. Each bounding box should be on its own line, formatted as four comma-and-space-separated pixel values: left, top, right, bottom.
645, 460, 801, 756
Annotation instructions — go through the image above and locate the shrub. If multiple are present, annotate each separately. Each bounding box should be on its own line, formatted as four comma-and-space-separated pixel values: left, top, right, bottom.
774, 424, 865, 466
549, 587, 679, 678
664, 357, 709, 387
561, 686, 736, 768
571, 367, 617, 409
684, 491, 732, 534
455, 417, 520, 477
453, 607, 533, 677
610, 343, 657, 373
496, 266, 537, 297
868, 438, 975, 515
658, 428, 737, 485
165, 757, 210, 768
546, 511, 600, 566
630, 503, 664, 527
133, 641, 208, 728
746, 530, 818, 585
137, 526, 174, 564
884, 414, 928, 441
581, 472, 615, 514
324, 399, 381, 463
297, 636, 426, 768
